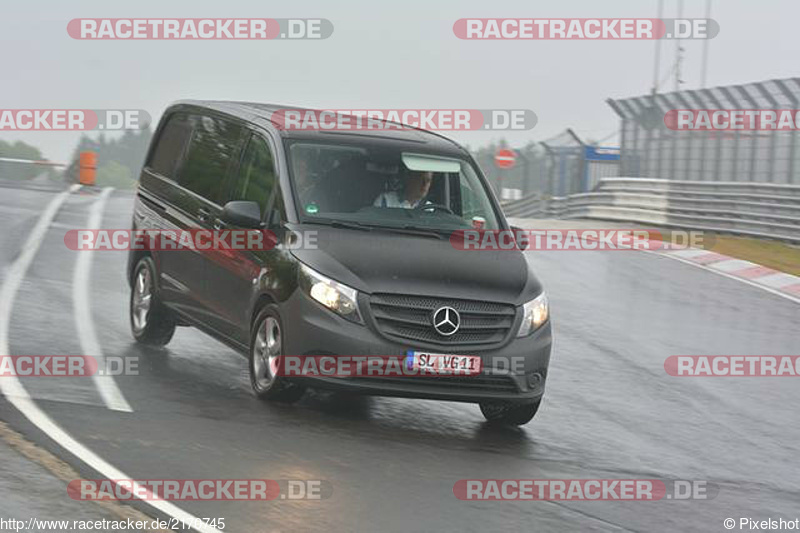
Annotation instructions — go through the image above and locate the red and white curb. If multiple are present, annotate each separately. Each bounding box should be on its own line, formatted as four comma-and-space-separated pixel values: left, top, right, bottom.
654, 247, 800, 302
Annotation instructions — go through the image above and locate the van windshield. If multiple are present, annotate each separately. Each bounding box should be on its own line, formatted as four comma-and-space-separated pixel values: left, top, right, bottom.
287, 141, 502, 231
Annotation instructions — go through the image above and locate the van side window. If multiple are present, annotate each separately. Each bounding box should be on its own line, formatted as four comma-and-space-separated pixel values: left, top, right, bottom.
147, 113, 191, 180
232, 135, 277, 217
453, 172, 494, 223
180, 114, 242, 205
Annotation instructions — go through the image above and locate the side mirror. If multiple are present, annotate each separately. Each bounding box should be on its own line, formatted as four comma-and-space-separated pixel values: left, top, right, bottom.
222, 201, 262, 228
511, 225, 529, 251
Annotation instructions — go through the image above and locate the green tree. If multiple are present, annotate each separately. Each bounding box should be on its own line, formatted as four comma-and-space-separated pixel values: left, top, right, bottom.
96, 160, 136, 189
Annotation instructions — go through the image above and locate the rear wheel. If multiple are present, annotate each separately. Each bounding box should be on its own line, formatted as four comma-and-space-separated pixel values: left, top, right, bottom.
479, 399, 541, 426
129, 256, 176, 346
249, 306, 306, 403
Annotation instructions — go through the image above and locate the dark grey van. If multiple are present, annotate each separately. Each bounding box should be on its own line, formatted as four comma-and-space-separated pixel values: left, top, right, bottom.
128, 101, 552, 425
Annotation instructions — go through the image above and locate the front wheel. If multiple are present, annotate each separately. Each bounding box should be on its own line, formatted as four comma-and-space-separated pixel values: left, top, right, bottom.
129, 256, 176, 346
479, 399, 541, 426
249, 306, 306, 403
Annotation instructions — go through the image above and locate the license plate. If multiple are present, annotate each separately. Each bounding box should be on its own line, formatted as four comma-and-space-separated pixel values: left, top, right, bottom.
405, 351, 482, 375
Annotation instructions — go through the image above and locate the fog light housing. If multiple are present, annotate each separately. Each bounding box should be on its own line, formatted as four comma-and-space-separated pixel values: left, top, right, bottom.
526, 372, 543, 389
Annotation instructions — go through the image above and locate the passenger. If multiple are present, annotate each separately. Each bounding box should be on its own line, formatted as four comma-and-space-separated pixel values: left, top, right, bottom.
373, 171, 433, 209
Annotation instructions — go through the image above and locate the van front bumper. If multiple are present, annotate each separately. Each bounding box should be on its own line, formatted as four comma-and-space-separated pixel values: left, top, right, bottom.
280, 290, 552, 404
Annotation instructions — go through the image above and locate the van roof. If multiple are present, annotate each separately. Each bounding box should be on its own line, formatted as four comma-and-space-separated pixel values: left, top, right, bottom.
167, 100, 468, 157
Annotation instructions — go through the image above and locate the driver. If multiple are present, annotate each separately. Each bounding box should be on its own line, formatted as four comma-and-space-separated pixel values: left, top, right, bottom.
373, 171, 433, 209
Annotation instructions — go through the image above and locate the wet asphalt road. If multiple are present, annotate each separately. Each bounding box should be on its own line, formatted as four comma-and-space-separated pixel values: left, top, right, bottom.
0, 181, 798, 532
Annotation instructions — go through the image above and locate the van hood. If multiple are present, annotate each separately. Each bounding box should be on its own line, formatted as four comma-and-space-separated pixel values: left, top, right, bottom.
288, 224, 542, 305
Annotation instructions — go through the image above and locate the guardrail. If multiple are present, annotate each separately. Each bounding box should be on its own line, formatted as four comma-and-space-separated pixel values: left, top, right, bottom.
501, 193, 545, 218
501, 178, 800, 243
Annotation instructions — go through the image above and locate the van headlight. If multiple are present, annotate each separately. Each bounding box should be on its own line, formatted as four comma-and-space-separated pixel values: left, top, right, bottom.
517, 292, 549, 337
299, 264, 363, 324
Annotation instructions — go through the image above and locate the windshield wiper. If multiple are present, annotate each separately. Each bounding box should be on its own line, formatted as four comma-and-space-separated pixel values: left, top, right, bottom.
368, 224, 446, 240
306, 220, 372, 232
331, 220, 373, 232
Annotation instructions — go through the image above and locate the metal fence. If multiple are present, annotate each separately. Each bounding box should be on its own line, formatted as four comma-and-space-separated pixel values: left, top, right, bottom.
472, 130, 621, 199
540, 129, 583, 197
608, 78, 800, 185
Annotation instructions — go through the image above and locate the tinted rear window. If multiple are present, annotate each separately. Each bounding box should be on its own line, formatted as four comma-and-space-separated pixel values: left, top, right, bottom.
147, 113, 191, 180
180, 114, 243, 205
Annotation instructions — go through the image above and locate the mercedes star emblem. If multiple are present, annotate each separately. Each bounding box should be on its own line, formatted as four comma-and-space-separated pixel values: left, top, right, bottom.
432, 306, 460, 336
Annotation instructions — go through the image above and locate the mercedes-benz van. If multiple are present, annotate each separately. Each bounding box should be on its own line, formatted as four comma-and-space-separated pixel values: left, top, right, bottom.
128, 101, 552, 425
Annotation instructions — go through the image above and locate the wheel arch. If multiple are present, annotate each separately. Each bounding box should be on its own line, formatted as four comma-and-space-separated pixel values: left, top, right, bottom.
127, 250, 152, 287
250, 292, 278, 331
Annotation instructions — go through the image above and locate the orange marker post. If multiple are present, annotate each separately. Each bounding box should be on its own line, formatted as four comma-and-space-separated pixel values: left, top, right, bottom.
78, 151, 97, 186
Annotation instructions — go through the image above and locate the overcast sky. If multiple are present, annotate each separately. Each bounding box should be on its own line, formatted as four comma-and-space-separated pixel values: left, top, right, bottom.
2, 0, 799, 162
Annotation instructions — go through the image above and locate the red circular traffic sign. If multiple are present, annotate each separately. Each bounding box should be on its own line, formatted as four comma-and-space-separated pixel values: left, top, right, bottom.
494, 148, 516, 169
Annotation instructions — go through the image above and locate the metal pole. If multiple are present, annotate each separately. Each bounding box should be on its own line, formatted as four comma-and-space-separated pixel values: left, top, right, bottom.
650, 0, 664, 179
700, 0, 712, 88
652, 0, 664, 96
775, 79, 799, 184
516, 150, 530, 196
675, 0, 684, 92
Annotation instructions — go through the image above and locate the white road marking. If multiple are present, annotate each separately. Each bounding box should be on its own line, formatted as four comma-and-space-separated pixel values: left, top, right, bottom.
0, 185, 220, 533
710, 259, 758, 273
1, 389, 112, 408
72, 187, 132, 412
756, 272, 800, 288
669, 248, 716, 259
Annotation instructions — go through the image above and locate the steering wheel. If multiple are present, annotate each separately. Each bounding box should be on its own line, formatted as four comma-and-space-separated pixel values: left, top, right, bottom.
416, 202, 454, 214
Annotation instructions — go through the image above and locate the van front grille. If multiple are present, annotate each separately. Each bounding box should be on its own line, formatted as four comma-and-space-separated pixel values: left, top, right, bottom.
369, 293, 517, 346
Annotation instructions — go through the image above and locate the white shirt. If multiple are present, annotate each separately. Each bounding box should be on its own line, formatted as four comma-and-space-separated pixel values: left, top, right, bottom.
373, 191, 423, 209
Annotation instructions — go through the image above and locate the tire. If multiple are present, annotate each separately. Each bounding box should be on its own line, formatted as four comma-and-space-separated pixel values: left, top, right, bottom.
249, 305, 306, 403
479, 399, 541, 426
129, 256, 176, 346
